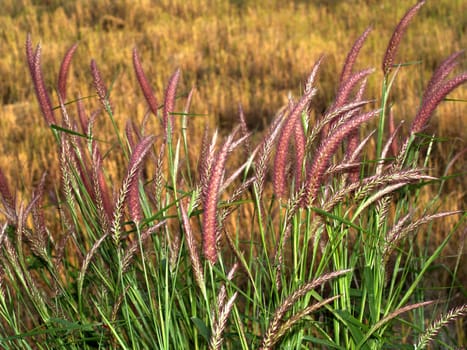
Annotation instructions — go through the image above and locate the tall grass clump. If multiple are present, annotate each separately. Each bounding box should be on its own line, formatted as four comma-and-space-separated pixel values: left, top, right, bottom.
0, 2, 465, 349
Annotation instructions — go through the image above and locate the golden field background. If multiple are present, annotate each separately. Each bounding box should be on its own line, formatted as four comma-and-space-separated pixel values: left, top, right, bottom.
0, 0, 465, 282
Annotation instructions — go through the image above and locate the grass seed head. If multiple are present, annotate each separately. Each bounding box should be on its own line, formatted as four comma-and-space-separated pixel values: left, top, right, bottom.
410, 72, 467, 134
133, 47, 159, 117
26, 36, 56, 125
382, 0, 425, 75
339, 25, 372, 85
163, 68, 181, 139
90, 59, 111, 111
302, 109, 379, 206
57, 42, 79, 101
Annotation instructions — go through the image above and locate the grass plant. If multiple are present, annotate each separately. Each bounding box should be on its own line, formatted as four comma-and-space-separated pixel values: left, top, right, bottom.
0, 1, 465, 349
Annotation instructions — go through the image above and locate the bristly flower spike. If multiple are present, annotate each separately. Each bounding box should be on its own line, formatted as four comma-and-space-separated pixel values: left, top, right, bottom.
26, 34, 56, 125
112, 136, 155, 238
339, 26, 372, 86
302, 109, 380, 207
58, 42, 78, 101
422, 51, 464, 100
273, 90, 315, 197
163, 68, 181, 140
294, 113, 306, 187
238, 103, 252, 156
333, 68, 374, 111
273, 57, 322, 198
92, 145, 113, 228
410, 72, 467, 134
26, 33, 35, 78
180, 199, 205, 293
133, 48, 159, 117
345, 77, 368, 182
202, 129, 237, 264
90, 59, 111, 111
382, 0, 425, 75
127, 136, 156, 223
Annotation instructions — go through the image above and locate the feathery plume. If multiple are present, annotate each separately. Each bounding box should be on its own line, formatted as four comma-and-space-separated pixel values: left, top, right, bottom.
422, 51, 464, 100
121, 221, 167, 272
344, 76, 368, 182
382, 1, 425, 75
90, 59, 111, 111
260, 296, 339, 350
91, 144, 112, 231
25, 33, 35, 78
76, 95, 90, 133
306, 54, 325, 92
57, 42, 78, 101
163, 68, 181, 138
339, 26, 372, 85
112, 136, 156, 240
260, 270, 351, 349
354, 169, 433, 201
198, 128, 218, 202
294, 113, 306, 187
219, 176, 255, 225
26, 36, 56, 125
333, 68, 374, 111
302, 109, 379, 207
361, 300, 435, 345
180, 200, 205, 293
184, 87, 195, 113
78, 231, 110, 297
19, 175, 50, 262
254, 110, 285, 198
238, 103, 252, 156
202, 130, 236, 264
352, 182, 408, 219
410, 73, 467, 134
273, 87, 317, 198
128, 168, 143, 223
127, 136, 155, 223
152, 142, 166, 209
377, 118, 404, 176
415, 304, 467, 350
209, 292, 238, 350
273, 57, 322, 197
133, 47, 159, 116
125, 119, 138, 152
31, 173, 49, 250
343, 130, 375, 167
308, 99, 371, 151
383, 211, 461, 260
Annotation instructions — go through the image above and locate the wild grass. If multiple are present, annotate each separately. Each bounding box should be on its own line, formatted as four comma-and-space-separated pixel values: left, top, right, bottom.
1, 0, 464, 235
0, 1, 465, 349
